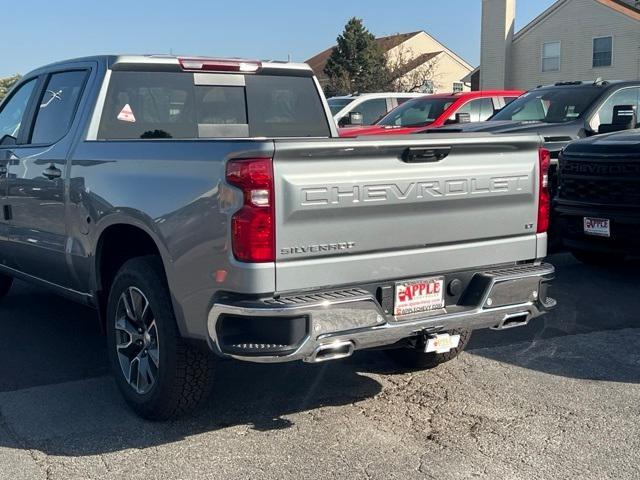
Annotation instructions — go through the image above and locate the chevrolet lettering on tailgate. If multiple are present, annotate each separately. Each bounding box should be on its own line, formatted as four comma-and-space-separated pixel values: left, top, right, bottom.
299, 175, 530, 207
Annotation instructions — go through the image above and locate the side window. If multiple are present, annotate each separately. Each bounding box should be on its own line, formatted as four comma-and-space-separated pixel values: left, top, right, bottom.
454, 98, 494, 122
396, 97, 412, 106
0, 79, 37, 141
98, 72, 198, 140
589, 87, 640, 131
31, 71, 88, 144
478, 98, 497, 121
357, 98, 388, 125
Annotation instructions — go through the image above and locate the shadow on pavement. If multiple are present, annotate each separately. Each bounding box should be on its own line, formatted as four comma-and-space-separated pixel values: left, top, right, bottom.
0, 281, 108, 392
469, 326, 640, 384
469, 254, 640, 384
0, 357, 383, 457
0, 253, 638, 457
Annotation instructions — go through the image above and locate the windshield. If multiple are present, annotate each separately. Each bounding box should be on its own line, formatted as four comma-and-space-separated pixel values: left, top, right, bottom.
377, 97, 455, 127
491, 87, 602, 123
328, 98, 354, 116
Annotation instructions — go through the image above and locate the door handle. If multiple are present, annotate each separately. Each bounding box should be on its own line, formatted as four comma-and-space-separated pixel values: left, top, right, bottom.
402, 146, 451, 163
43, 163, 62, 180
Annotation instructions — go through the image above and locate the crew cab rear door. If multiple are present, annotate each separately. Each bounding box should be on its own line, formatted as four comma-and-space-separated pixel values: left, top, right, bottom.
273, 133, 542, 292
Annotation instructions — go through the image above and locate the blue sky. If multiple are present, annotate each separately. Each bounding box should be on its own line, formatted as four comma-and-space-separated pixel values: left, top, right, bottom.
1, 0, 555, 77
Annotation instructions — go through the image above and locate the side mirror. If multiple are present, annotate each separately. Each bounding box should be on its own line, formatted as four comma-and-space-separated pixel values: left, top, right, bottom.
455, 112, 471, 124
348, 111, 363, 126
0, 135, 17, 147
597, 105, 637, 135
445, 112, 471, 125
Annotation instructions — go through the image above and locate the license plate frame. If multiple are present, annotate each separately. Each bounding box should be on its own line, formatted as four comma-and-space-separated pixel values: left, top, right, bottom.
584, 217, 611, 237
394, 276, 445, 317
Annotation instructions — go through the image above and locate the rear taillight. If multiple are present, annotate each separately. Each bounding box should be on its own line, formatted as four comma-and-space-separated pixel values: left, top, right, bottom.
537, 148, 551, 234
226, 158, 275, 262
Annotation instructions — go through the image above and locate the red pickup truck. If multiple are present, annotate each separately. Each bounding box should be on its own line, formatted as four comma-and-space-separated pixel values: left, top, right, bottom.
338, 90, 524, 137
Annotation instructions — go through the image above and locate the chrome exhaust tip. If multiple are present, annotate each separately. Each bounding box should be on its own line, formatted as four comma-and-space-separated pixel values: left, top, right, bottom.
491, 311, 531, 330
304, 340, 354, 363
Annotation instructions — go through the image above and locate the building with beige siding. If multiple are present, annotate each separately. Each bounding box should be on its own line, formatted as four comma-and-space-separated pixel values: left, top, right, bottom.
480, 0, 640, 90
307, 31, 474, 94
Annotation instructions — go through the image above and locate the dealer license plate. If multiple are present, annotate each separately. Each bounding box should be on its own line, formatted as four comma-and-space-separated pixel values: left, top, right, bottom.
584, 217, 610, 237
394, 276, 445, 317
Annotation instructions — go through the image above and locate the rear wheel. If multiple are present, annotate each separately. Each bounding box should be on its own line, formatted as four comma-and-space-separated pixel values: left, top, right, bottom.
571, 249, 626, 266
0, 273, 13, 299
385, 329, 472, 370
106, 256, 215, 420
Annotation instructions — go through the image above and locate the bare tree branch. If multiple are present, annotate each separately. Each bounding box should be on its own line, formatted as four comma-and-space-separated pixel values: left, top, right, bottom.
386, 44, 441, 93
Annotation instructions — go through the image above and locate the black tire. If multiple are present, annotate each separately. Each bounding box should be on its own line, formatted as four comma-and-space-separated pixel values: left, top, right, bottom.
571, 249, 626, 266
106, 255, 215, 420
0, 273, 13, 299
385, 329, 472, 371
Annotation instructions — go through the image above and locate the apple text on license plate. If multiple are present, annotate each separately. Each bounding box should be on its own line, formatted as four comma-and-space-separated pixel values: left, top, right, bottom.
394, 277, 445, 317
584, 217, 610, 237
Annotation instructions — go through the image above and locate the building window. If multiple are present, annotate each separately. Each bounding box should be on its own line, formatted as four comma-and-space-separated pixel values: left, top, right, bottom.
421, 80, 435, 94
542, 42, 561, 72
593, 36, 613, 68
452, 82, 464, 93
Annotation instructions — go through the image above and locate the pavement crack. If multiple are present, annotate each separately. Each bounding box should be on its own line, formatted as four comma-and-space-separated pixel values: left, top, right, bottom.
0, 405, 50, 479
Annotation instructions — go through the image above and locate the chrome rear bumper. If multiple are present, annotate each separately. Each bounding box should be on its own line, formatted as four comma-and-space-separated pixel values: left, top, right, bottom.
207, 263, 555, 363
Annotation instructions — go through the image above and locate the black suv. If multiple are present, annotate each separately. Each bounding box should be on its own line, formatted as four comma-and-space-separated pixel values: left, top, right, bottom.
556, 128, 640, 264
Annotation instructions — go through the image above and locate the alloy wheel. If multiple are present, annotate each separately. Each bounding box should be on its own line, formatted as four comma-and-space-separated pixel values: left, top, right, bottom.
114, 287, 160, 394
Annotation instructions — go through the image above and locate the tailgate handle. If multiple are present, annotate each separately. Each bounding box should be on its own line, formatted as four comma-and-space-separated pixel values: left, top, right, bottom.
402, 146, 451, 163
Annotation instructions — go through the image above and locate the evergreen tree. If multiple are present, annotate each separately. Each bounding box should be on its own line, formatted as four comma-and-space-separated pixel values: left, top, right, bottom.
0, 75, 21, 102
324, 18, 391, 95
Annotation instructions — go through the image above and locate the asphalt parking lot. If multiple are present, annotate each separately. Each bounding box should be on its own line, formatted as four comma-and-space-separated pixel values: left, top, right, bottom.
0, 253, 638, 480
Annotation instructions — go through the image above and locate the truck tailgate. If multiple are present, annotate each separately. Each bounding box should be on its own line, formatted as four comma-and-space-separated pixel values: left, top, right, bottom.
273, 134, 542, 292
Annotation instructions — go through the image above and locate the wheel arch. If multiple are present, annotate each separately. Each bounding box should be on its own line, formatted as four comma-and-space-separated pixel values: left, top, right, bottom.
91, 215, 183, 333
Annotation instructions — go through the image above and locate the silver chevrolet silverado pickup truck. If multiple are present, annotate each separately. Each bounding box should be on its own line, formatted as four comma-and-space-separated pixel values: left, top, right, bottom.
0, 55, 555, 420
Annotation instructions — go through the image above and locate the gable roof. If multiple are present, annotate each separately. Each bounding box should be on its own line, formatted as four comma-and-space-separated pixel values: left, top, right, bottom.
376, 31, 423, 51
597, 0, 640, 20
514, 0, 640, 41
306, 30, 473, 81
392, 51, 442, 78
305, 31, 422, 79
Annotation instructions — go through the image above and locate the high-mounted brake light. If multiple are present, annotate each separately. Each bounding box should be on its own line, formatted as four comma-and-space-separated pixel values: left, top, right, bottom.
537, 148, 551, 234
178, 57, 262, 73
226, 158, 275, 263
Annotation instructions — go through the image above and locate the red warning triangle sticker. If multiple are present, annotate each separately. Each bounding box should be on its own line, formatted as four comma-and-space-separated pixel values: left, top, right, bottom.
117, 103, 136, 123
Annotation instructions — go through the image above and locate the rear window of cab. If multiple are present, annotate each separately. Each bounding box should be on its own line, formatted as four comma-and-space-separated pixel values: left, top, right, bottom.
97, 71, 330, 139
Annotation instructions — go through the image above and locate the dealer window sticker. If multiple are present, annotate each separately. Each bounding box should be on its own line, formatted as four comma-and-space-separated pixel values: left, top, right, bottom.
117, 103, 136, 123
